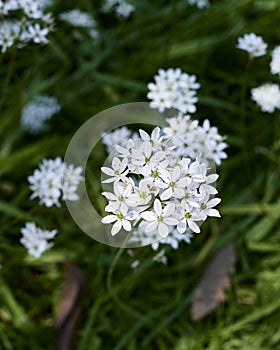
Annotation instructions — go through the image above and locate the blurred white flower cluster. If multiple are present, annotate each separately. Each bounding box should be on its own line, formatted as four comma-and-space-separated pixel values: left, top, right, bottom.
28, 157, 83, 207
147, 68, 200, 114
236, 33, 267, 58
163, 114, 227, 166
187, 0, 210, 9
241, 37, 280, 114
20, 222, 57, 259
102, 0, 135, 18
21, 94, 60, 134
251, 84, 280, 113
0, 0, 55, 53
270, 46, 280, 77
101, 124, 223, 246
59, 9, 99, 39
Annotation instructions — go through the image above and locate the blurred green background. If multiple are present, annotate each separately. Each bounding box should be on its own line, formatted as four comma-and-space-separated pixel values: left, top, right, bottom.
1, 0, 280, 349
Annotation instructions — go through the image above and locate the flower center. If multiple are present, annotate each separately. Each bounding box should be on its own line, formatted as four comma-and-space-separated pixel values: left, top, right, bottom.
185, 212, 191, 219
157, 215, 163, 222
117, 213, 124, 219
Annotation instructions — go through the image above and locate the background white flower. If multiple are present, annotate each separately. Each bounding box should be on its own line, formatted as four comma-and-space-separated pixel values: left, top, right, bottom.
187, 0, 210, 9
102, 0, 135, 18
270, 46, 280, 76
236, 33, 267, 58
0, 0, 55, 53
21, 95, 61, 134
251, 83, 280, 113
28, 157, 83, 207
20, 222, 57, 259
147, 68, 200, 114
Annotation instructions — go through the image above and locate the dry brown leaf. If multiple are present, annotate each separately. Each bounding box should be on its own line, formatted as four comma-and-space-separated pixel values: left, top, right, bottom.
191, 242, 237, 322
55, 261, 85, 350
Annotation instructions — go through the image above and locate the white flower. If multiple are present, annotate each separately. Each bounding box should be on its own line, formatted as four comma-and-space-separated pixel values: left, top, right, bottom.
0, 20, 21, 53
159, 166, 188, 200
153, 249, 168, 264
27, 23, 49, 44
141, 199, 178, 238
102, 180, 133, 210
198, 190, 221, 221
236, 33, 267, 58
251, 83, 280, 113
102, 0, 135, 18
270, 46, 280, 76
147, 68, 200, 114
101, 125, 222, 242
176, 200, 203, 234
0, 0, 54, 52
102, 126, 132, 153
28, 157, 83, 207
187, 0, 210, 9
101, 204, 134, 236
163, 114, 227, 166
21, 94, 60, 134
20, 222, 57, 259
59, 9, 96, 28
101, 157, 129, 183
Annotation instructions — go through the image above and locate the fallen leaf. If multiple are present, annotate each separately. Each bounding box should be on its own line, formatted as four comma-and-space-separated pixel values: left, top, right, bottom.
55, 261, 86, 350
191, 242, 237, 322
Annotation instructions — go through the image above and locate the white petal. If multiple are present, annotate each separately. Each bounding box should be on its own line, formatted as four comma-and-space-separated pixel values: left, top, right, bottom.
206, 174, 219, 183
102, 215, 117, 224
160, 188, 172, 201
151, 127, 160, 141
187, 220, 200, 233
141, 211, 156, 221
111, 220, 122, 236
101, 192, 116, 201
172, 166, 181, 181
163, 202, 175, 216
207, 209, 221, 217
207, 198, 221, 208
145, 221, 158, 233
139, 129, 150, 141
154, 199, 162, 216
177, 221, 187, 233
122, 219, 132, 232
158, 223, 169, 238
101, 167, 114, 176
164, 217, 178, 226
112, 157, 121, 170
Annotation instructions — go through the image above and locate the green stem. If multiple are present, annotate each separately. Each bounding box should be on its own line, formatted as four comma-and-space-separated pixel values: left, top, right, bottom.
106, 235, 141, 319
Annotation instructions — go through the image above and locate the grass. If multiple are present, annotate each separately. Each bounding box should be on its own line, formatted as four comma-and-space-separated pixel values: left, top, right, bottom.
1, 0, 280, 349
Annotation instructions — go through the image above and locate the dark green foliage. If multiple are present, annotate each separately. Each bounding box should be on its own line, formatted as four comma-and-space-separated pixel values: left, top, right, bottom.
1, 0, 280, 349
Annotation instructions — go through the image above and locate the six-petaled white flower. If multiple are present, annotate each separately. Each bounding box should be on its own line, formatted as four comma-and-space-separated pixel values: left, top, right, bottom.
141, 199, 178, 238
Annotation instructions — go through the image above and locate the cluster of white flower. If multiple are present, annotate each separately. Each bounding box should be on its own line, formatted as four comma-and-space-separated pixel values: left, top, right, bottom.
187, 0, 210, 9
236, 33, 267, 58
251, 84, 280, 113
102, 126, 133, 153
270, 46, 280, 76
163, 114, 227, 166
28, 157, 83, 207
102, 0, 135, 18
59, 9, 99, 39
101, 126, 221, 246
0, 0, 55, 53
20, 222, 57, 259
21, 94, 60, 134
147, 68, 200, 114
